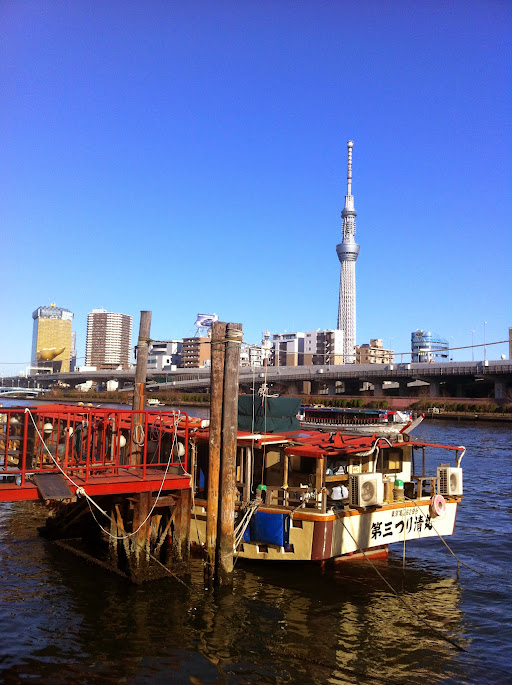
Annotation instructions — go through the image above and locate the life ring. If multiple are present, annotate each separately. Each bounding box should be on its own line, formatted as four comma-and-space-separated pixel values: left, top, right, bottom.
430, 494, 446, 518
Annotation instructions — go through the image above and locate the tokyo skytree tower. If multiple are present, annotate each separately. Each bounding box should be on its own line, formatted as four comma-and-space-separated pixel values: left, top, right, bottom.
336, 140, 360, 363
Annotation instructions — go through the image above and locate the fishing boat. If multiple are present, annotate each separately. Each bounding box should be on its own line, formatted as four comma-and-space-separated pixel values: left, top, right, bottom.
186, 397, 464, 563
146, 397, 164, 407
1, 401, 464, 566
297, 404, 423, 435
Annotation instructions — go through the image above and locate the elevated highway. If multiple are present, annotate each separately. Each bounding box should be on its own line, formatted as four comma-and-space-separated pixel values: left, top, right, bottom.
157, 360, 512, 400
5, 360, 510, 401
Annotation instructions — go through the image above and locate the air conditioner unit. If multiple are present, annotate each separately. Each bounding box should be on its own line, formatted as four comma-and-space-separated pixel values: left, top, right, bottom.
349, 473, 384, 507
437, 466, 463, 496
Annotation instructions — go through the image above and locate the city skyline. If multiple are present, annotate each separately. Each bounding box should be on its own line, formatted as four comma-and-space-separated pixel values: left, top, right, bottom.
1, 2, 510, 374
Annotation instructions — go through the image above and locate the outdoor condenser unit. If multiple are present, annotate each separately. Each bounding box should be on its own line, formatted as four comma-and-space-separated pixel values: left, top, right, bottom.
349, 472, 384, 507
437, 466, 463, 496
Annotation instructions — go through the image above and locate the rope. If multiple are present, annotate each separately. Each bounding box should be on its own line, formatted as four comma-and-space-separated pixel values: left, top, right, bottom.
25, 408, 193, 588
132, 422, 145, 446
404, 495, 483, 576
234, 498, 261, 549
337, 514, 467, 652
25, 408, 181, 540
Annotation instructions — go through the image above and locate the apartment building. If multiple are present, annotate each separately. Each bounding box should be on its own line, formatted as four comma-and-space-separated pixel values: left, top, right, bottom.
355, 339, 394, 364
85, 309, 132, 370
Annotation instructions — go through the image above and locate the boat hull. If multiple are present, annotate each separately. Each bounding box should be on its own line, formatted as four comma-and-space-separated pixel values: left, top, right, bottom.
192, 497, 460, 562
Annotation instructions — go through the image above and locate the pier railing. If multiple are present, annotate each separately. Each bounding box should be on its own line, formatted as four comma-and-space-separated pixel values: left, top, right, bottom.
0, 405, 191, 488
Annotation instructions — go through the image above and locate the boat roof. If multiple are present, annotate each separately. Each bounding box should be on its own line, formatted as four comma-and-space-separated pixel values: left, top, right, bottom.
302, 406, 389, 415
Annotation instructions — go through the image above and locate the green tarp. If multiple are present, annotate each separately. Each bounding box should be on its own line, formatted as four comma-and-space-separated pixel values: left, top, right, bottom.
237, 396, 301, 433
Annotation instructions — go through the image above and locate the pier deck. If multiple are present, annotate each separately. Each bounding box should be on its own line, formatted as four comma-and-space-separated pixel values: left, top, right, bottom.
0, 405, 193, 503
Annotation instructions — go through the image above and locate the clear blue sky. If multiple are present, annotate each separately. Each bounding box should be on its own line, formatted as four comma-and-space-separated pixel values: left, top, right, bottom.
1, 0, 510, 375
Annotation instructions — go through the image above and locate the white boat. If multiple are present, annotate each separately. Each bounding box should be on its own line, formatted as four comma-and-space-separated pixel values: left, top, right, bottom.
298, 405, 423, 435
147, 397, 163, 407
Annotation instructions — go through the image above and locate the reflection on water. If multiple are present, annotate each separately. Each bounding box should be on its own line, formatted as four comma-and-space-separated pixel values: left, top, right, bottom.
0, 415, 511, 683
0, 501, 470, 684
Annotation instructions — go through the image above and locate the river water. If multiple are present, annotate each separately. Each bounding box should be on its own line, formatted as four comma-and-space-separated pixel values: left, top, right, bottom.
0, 401, 510, 683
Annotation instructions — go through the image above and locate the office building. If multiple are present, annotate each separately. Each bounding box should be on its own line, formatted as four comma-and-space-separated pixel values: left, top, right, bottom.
147, 341, 182, 372
85, 309, 132, 370
31, 304, 73, 373
411, 330, 449, 363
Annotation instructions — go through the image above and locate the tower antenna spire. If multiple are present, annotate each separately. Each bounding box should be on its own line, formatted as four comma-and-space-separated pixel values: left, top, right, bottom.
346, 139, 353, 196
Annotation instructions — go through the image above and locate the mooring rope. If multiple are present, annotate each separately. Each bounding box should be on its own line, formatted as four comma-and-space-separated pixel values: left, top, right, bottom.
25, 408, 193, 588
25, 408, 182, 539
404, 495, 483, 576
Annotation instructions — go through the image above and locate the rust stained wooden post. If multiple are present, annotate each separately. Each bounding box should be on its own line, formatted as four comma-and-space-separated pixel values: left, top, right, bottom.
205, 321, 227, 583
218, 322, 243, 585
131, 491, 151, 582
131, 311, 152, 465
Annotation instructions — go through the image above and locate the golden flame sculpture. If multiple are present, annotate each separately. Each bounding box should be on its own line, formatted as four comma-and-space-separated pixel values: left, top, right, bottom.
37, 347, 65, 361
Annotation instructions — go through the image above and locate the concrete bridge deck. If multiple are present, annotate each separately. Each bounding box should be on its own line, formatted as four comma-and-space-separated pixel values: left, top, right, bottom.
2, 360, 511, 400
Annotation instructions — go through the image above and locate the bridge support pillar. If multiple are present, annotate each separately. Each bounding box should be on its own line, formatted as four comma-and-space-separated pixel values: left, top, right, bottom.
344, 380, 361, 395
429, 381, 440, 397
494, 378, 507, 401
285, 382, 300, 397
372, 381, 383, 397
324, 382, 336, 396
455, 383, 466, 398
398, 380, 409, 396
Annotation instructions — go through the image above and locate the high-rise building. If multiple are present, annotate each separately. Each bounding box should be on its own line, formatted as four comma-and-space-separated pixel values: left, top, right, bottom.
270, 329, 343, 366
31, 304, 73, 373
85, 309, 132, 370
70, 331, 77, 371
336, 140, 359, 364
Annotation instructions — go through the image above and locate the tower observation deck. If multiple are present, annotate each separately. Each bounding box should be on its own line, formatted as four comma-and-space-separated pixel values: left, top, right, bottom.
336, 140, 360, 363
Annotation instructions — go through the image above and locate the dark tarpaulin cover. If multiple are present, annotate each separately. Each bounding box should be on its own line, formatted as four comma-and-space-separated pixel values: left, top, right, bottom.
237, 396, 301, 433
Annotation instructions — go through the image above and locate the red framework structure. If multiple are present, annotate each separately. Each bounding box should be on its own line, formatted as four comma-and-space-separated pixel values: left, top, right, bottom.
0, 405, 193, 502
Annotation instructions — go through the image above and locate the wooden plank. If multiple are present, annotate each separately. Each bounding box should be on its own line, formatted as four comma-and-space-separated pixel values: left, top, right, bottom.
32, 472, 73, 501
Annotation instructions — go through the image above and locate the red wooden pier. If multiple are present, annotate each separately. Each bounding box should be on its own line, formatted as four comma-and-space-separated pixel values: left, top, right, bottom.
0, 404, 197, 581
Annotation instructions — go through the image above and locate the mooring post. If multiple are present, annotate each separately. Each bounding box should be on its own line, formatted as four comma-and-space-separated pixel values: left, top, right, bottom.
218, 322, 243, 585
131, 310, 152, 465
205, 321, 227, 583
130, 491, 151, 582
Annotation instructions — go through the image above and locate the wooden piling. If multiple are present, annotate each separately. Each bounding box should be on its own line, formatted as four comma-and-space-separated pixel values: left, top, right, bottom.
218, 322, 242, 585
131, 310, 152, 465
205, 321, 227, 583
